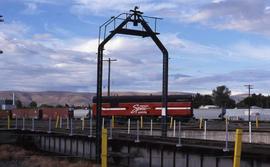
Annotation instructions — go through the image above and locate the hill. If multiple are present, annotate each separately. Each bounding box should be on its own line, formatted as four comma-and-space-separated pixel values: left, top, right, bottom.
0, 91, 94, 106
0, 91, 193, 106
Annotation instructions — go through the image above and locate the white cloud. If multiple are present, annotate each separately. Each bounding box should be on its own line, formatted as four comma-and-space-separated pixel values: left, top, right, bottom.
180, 0, 270, 35
22, 3, 40, 15
229, 42, 270, 60
171, 69, 270, 94
0, 21, 30, 38
2, 17, 270, 94
70, 0, 270, 36
70, 0, 194, 16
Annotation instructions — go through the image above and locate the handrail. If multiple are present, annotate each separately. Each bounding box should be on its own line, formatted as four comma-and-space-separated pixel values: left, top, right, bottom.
98, 12, 163, 45
98, 13, 130, 45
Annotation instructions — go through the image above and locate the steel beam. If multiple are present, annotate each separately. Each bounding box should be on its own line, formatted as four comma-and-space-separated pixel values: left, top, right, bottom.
140, 17, 168, 137
96, 9, 169, 162
114, 28, 160, 37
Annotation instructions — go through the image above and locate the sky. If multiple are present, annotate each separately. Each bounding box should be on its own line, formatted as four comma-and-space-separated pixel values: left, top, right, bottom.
1, 0, 270, 95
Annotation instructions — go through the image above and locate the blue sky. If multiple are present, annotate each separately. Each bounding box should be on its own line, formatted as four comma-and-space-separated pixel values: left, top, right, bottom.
1, 0, 270, 95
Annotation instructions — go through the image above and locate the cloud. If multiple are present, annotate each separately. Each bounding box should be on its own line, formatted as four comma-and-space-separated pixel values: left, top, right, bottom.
229, 42, 270, 60
23, 0, 66, 5
0, 22, 97, 91
70, 0, 270, 36
0, 21, 30, 38
2, 17, 270, 94
0, 21, 195, 92
70, 0, 178, 16
168, 69, 270, 94
22, 3, 41, 15
181, 0, 270, 35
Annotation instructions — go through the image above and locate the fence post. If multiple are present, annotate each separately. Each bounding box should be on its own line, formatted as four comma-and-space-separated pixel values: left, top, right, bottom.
223, 118, 229, 152
55, 115, 59, 128
173, 119, 176, 137
89, 116, 93, 137
7, 115, 11, 129
128, 118, 130, 134
150, 119, 153, 136
170, 116, 173, 129
135, 120, 140, 143
249, 121, 252, 143
66, 117, 69, 129
69, 118, 73, 136
109, 119, 112, 140
233, 129, 243, 167
22, 117, 25, 131
256, 116, 259, 128
82, 118, 85, 131
31, 118, 35, 131
176, 121, 182, 147
140, 116, 143, 129
101, 128, 108, 167
59, 117, 62, 129
204, 120, 207, 140
102, 117, 105, 129
15, 116, 18, 129
48, 117, 52, 133
112, 116, 115, 128
199, 117, 203, 129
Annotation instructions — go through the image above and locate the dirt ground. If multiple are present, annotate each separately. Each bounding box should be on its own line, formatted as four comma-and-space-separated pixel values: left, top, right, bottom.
0, 144, 98, 167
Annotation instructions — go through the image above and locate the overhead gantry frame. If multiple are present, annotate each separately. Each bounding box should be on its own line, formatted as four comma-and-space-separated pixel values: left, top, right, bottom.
95, 7, 169, 163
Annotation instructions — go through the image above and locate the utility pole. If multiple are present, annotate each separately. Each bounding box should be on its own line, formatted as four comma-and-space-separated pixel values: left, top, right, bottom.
103, 58, 117, 96
244, 84, 254, 122
0, 15, 3, 54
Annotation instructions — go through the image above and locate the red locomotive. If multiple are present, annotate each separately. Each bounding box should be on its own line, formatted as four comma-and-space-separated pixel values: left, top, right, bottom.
92, 95, 193, 119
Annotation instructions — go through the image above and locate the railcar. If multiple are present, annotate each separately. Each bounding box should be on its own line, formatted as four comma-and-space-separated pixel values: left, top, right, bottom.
11, 108, 72, 120
92, 95, 193, 119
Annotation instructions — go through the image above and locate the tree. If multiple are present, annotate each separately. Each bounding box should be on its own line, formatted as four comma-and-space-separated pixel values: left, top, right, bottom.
202, 95, 214, 106
212, 85, 235, 108
39, 104, 54, 108
15, 100, 23, 108
236, 93, 270, 108
56, 104, 64, 108
29, 101, 37, 108
193, 93, 214, 108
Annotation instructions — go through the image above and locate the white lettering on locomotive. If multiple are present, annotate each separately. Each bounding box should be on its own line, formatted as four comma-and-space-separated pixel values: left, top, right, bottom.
131, 104, 150, 114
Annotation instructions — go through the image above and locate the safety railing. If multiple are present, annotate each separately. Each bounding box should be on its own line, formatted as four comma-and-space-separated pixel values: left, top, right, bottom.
1, 116, 270, 146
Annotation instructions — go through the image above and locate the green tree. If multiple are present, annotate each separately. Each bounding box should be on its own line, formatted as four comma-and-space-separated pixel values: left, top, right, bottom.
212, 85, 235, 108
15, 100, 23, 108
56, 104, 64, 108
193, 93, 203, 108
237, 93, 270, 108
193, 93, 214, 108
29, 101, 37, 108
39, 104, 54, 108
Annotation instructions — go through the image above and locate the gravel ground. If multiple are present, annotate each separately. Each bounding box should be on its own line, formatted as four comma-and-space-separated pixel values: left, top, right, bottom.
0, 144, 98, 167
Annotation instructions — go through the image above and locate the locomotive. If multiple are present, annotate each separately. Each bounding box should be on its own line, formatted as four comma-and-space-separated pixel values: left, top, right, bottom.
0, 95, 193, 120
92, 95, 193, 119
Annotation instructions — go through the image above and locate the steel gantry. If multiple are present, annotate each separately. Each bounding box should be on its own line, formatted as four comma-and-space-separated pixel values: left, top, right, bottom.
95, 7, 169, 163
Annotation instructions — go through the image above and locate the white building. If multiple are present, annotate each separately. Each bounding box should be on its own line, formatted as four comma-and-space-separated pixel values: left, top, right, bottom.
0, 99, 15, 110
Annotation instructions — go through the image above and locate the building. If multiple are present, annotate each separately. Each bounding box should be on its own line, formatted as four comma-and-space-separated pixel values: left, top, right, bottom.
0, 99, 15, 110
199, 105, 220, 109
